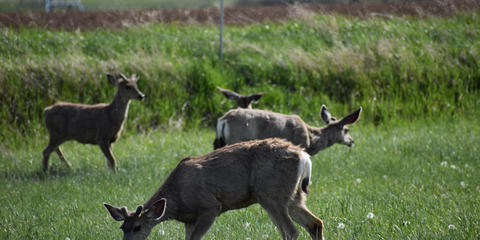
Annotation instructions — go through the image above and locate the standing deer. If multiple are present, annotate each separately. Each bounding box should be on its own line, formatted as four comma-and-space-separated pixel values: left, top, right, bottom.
217, 86, 265, 109
42, 73, 145, 171
104, 138, 324, 240
214, 105, 362, 155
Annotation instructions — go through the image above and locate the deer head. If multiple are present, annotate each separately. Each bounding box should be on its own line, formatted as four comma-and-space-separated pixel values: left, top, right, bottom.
107, 73, 145, 101
318, 105, 362, 148
104, 199, 166, 240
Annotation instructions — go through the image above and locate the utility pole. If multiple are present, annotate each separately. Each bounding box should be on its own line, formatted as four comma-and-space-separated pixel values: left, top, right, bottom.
219, 0, 224, 61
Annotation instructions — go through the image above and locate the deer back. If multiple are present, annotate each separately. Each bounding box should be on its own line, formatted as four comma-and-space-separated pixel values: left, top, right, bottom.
217, 108, 310, 148
145, 139, 308, 215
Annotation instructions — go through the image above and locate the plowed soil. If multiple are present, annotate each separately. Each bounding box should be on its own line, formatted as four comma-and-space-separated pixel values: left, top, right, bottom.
0, 0, 479, 30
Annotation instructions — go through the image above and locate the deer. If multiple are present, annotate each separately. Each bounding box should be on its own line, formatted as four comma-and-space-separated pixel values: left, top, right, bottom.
217, 86, 265, 109
213, 105, 362, 155
42, 73, 145, 172
104, 138, 324, 240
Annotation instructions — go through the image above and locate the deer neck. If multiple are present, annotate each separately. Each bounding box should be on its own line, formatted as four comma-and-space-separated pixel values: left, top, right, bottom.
306, 125, 333, 155
108, 92, 131, 128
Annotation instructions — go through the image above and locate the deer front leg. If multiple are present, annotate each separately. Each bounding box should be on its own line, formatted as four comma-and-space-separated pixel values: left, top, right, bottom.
99, 141, 116, 171
43, 138, 65, 171
42, 144, 56, 171
185, 222, 194, 240
186, 208, 220, 240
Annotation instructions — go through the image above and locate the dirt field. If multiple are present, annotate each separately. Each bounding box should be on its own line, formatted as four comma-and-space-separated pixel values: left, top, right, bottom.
0, 0, 479, 30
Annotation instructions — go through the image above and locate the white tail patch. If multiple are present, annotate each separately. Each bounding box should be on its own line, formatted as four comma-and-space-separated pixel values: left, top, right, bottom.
216, 119, 230, 140
297, 151, 312, 186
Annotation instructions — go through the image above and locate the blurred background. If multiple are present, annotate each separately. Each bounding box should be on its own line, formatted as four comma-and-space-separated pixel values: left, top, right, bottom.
3, 0, 426, 12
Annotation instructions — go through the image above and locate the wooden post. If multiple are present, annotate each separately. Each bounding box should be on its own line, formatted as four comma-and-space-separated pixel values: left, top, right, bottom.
45, 0, 51, 12
219, 0, 224, 61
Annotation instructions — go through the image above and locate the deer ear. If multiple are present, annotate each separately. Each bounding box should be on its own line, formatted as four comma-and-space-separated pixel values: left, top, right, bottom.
249, 92, 265, 102
339, 107, 362, 126
135, 205, 143, 216
104, 203, 127, 221
146, 198, 167, 221
131, 74, 139, 82
218, 87, 240, 100
118, 73, 128, 81
106, 74, 119, 86
320, 105, 332, 124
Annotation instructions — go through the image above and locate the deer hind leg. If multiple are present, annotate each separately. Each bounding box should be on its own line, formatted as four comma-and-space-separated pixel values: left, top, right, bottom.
99, 141, 116, 171
258, 197, 299, 240
55, 147, 71, 168
42, 138, 64, 171
288, 192, 324, 240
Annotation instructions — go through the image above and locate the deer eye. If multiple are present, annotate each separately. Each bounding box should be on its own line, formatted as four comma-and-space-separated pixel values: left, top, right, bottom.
133, 225, 142, 232
125, 86, 132, 90
344, 129, 349, 133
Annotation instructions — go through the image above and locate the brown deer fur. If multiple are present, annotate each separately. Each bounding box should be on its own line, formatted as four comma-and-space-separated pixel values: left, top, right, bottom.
42, 73, 145, 171
213, 105, 362, 155
104, 138, 324, 240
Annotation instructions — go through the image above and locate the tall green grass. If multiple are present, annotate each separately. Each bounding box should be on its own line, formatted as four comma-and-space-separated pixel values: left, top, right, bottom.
0, 119, 478, 239
1, 12, 479, 143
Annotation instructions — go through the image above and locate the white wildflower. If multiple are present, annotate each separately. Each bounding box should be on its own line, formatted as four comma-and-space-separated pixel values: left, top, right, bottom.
450, 164, 456, 169
448, 224, 456, 230
355, 178, 361, 183
460, 181, 466, 188
383, 175, 387, 179
366, 212, 375, 219
244, 222, 250, 228
337, 222, 345, 229
159, 229, 165, 235
440, 161, 448, 167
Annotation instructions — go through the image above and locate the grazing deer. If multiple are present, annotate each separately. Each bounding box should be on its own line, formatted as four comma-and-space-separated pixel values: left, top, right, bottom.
42, 73, 145, 171
104, 138, 323, 240
214, 105, 362, 155
217, 86, 265, 109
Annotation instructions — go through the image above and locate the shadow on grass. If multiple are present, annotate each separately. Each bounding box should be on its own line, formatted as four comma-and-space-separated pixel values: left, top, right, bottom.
0, 165, 104, 182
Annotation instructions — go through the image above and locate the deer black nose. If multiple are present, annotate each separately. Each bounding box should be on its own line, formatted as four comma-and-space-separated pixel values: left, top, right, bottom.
137, 93, 145, 101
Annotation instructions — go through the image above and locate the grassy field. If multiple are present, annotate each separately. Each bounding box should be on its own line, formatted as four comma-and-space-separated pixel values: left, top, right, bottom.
0, 9, 479, 240
1, 12, 479, 141
1, 119, 479, 239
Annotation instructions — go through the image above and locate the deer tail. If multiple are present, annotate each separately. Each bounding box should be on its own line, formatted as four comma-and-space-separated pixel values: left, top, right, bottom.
298, 151, 312, 194
213, 119, 227, 149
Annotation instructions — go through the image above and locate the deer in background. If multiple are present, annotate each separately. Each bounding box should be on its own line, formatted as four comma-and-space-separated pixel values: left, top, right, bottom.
214, 105, 362, 155
105, 138, 323, 240
42, 73, 145, 171
217, 86, 265, 109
